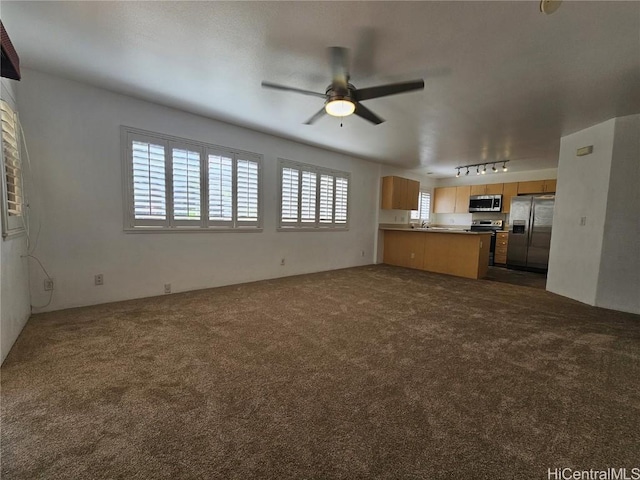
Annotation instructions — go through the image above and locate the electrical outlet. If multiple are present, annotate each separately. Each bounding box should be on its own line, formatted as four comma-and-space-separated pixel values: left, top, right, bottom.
44, 278, 54, 291
580, 216, 587, 226
410, 252, 415, 259
164, 284, 171, 294
361, 250, 365, 257
280, 258, 285, 266
95, 274, 104, 286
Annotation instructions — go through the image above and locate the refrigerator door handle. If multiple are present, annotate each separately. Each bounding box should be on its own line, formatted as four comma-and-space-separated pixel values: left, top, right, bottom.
529, 201, 535, 246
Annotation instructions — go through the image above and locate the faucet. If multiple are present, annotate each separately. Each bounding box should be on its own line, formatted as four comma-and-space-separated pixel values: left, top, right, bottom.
421, 220, 427, 228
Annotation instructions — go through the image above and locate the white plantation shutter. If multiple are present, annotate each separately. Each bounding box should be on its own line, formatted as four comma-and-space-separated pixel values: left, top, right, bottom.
131, 137, 167, 225
319, 174, 334, 224
236, 156, 259, 225
334, 177, 348, 224
281, 167, 299, 224
300, 171, 317, 223
411, 191, 431, 221
172, 146, 201, 223
1, 100, 23, 224
208, 151, 233, 224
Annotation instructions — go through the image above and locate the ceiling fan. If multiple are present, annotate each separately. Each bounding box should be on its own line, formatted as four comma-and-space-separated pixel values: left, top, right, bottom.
261, 47, 425, 125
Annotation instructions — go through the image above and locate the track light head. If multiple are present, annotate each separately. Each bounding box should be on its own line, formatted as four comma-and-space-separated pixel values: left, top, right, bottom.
492, 164, 497, 173
481, 165, 487, 175
502, 161, 508, 172
456, 168, 460, 178
465, 167, 469, 176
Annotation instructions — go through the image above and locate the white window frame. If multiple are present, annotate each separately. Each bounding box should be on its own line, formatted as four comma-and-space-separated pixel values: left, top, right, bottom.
277, 158, 350, 231
122, 126, 263, 232
411, 190, 431, 222
1, 98, 26, 239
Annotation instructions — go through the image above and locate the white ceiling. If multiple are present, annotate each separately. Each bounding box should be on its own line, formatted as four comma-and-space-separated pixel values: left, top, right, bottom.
3, 1, 639, 178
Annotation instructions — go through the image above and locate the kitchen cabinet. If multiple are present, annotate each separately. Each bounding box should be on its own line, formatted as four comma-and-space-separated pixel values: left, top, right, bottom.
494, 232, 509, 265
382, 228, 491, 279
433, 185, 472, 213
517, 179, 556, 194
383, 230, 425, 269
501, 182, 519, 213
433, 187, 457, 213
454, 185, 471, 213
470, 183, 504, 196
381, 176, 420, 210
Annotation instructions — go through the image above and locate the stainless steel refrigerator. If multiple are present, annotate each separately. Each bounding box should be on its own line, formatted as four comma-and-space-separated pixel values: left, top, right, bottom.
507, 195, 555, 272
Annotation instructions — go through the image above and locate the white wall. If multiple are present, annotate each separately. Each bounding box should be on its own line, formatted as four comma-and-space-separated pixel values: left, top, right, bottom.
546, 118, 618, 307
1, 78, 31, 363
595, 115, 640, 313
17, 69, 380, 312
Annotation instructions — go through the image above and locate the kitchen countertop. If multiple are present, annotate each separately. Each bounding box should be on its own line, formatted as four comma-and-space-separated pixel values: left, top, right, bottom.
379, 226, 491, 235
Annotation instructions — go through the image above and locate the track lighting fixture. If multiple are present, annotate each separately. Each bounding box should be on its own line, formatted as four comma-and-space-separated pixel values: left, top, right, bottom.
454, 160, 510, 177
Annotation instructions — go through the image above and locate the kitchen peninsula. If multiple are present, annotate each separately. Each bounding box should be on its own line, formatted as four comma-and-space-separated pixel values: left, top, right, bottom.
380, 227, 491, 279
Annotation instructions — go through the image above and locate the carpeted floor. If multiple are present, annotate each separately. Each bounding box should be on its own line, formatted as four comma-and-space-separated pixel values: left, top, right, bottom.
2, 265, 639, 479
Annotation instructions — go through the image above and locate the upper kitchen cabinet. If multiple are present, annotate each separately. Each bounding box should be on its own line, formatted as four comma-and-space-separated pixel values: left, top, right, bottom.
433, 185, 471, 213
501, 182, 519, 213
381, 176, 420, 210
517, 179, 557, 194
433, 187, 457, 213
454, 186, 471, 213
470, 183, 504, 196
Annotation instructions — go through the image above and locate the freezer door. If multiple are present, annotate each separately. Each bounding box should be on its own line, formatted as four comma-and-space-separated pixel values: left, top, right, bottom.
506, 197, 532, 268
527, 196, 554, 271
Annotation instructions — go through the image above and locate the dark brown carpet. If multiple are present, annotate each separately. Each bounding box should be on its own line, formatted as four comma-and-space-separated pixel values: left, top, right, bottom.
2, 265, 639, 479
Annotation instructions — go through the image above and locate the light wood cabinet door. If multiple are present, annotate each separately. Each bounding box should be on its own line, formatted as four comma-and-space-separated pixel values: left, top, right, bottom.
381, 176, 420, 210
470, 184, 486, 196
433, 187, 457, 213
517, 179, 556, 194
454, 186, 471, 213
502, 182, 519, 213
518, 180, 546, 194
485, 183, 504, 195
405, 179, 420, 210
383, 231, 425, 269
544, 179, 557, 193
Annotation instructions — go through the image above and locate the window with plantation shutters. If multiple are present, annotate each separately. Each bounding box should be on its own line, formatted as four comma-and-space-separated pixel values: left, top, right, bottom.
123, 127, 262, 231
278, 158, 350, 230
1, 99, 25, 237
411, 191, 431, 221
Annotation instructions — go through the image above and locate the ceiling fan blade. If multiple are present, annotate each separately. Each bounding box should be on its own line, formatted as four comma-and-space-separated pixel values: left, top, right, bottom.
354, 103, 384, 125
354, 79, 425, 102
261, 81, 326, 99
303, 107, 327, 125
328, 46, 350, 88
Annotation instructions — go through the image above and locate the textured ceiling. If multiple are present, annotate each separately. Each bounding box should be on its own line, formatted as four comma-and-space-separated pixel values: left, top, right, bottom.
2, 1, 639, 177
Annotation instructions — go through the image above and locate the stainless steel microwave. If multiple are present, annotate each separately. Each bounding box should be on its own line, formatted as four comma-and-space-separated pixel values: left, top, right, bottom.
469, 194, 502, 212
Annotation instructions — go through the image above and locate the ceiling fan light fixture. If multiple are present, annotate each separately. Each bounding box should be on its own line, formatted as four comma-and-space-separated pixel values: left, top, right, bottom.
325, 99, 355, 117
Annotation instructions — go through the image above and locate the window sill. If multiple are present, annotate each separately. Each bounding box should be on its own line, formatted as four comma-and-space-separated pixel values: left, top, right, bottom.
277, 226, 349, 233
124, 227, 263, 234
